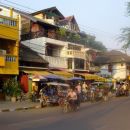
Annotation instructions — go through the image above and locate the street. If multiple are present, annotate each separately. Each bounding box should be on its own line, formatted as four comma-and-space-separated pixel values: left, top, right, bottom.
0, 97, 130, 130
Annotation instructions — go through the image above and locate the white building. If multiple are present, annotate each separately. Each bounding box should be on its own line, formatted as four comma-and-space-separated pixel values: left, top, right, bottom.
94, 50, 130, 80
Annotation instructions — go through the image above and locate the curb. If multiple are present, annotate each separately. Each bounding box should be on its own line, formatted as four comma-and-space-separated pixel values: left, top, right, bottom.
0, 105, 42, 113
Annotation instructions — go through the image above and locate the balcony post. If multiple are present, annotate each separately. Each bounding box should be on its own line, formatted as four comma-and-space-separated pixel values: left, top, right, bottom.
10, 8, 13, 17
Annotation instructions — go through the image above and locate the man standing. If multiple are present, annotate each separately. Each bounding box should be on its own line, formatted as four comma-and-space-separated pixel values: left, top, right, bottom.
76, 83, 82, 106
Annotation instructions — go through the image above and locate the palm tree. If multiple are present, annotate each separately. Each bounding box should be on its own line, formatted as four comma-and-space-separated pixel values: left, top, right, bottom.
121, 2, 130, 49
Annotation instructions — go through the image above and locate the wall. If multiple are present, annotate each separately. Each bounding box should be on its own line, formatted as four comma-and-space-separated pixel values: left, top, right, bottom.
21, 37, 46, 55
0, 11, 19, 75
100, 63, 127, 80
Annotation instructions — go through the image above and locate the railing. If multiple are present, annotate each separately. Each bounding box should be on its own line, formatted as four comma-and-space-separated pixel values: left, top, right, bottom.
67, 50, 85, 59
21, 31, 83, 45
6, 54, 17, 62
0, 54, 18, 74
0, 15, 18, 28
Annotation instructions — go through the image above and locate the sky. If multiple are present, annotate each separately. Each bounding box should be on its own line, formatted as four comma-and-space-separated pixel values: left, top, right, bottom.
1, 0, 130, 51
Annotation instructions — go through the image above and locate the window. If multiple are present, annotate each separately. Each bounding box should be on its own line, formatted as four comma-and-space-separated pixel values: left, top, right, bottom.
74, 58, 84, 69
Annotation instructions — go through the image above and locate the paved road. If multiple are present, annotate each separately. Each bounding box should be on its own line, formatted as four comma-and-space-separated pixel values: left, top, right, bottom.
0, 97, 130, 130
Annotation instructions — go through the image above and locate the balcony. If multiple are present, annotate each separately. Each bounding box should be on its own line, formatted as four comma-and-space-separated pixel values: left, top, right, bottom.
0, 15, 18, 40
44, 56, 67, 69
0, 54, 18, 75
21, 31, 82, 45
67, 50, 85, 59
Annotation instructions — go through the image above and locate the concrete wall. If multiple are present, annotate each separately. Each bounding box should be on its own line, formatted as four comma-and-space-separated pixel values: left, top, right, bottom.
100, 63, 128, 80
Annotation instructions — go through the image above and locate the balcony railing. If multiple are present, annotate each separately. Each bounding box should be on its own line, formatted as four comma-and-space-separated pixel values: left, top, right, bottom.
21, 31, 83, 45
0, 54, 18, 74
0, 15, 18, 28
6, 55, 17, 62
67, 50, 85, 59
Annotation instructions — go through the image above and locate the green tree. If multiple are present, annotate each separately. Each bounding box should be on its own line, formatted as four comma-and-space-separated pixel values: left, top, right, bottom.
121, 2, 130, 49
56, 28, 67, 40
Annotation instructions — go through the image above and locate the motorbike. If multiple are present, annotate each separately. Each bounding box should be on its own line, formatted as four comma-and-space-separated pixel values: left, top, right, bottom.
116, 89, 129, 97
60, 98, 78, 113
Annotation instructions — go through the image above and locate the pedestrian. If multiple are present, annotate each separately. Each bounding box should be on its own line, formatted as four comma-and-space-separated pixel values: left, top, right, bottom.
75, 83, 82, 107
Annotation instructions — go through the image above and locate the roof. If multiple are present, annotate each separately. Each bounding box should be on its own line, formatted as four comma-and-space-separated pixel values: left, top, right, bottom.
59, 15, 80, 31
19, 44, 48, 64
59, 15, 77, 25
31, 6, 64, 19
0, 4, 59, 28
94, 50, 130, 65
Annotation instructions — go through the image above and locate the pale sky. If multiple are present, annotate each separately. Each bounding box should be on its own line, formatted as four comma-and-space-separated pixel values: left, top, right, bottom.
1, 0, 130, 51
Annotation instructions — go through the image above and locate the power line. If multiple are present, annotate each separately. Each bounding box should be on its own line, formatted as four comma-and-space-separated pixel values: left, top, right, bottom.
0, 1, 31, 13
79, 24, 120, 38
3, 0, 36, 12
0, 1, 121, 39
0, 2, 125, 51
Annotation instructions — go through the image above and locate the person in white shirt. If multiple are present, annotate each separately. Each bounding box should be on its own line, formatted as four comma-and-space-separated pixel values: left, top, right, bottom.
82, 82, 88, 94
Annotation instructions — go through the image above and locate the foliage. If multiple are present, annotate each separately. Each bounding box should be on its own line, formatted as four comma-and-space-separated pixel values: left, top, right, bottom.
56, 28, 67, 39
80, 33, 107, 51
56, 28, 106, 51
121, 27, 130, 49
120, 2, 130, 49
73, 33, 81, 41
3, 78, 21, 97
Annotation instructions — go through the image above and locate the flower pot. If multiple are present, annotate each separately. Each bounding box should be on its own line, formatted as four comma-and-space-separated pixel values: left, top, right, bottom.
11, 96, 16, 103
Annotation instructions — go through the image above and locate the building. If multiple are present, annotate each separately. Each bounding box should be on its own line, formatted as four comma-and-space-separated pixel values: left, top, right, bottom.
0, 7, 19, 99
19, 44, 49, 93
94, 50, 130, 80
21, 7, 87, 73
0, 5, 100, 80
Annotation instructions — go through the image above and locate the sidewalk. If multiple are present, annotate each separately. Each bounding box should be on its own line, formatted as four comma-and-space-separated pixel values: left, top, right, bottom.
0, 100, 41, 112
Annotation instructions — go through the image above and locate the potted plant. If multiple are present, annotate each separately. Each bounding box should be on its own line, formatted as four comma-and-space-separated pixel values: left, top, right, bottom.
3, 79, 11, 101
3, 78, 21, 102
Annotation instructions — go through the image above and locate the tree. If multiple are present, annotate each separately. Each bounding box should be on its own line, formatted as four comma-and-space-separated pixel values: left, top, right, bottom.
56, 28, 67, 40
121, 2, 130, 49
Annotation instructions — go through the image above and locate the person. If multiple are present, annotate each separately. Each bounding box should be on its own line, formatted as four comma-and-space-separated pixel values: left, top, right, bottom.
67, 88, 77, 106
31, 84, 38, 102
75, 83, 82, 106
82, 82, 88, 94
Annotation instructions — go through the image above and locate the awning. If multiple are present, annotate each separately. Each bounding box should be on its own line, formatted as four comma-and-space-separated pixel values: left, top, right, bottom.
74, 73, 105, 80
50, 71, 73, 78
29, 75, 47, 81
74, 73, 98, 80
23, 70, 50, 76
95, 76, 107, 82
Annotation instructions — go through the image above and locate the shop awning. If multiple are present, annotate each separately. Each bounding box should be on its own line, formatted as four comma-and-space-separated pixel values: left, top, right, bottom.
23, 70, 50, 76
50, 71, 73, 78
74, 73, 106, 81
74, 73, 97, 80
95, 76, 107, 82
